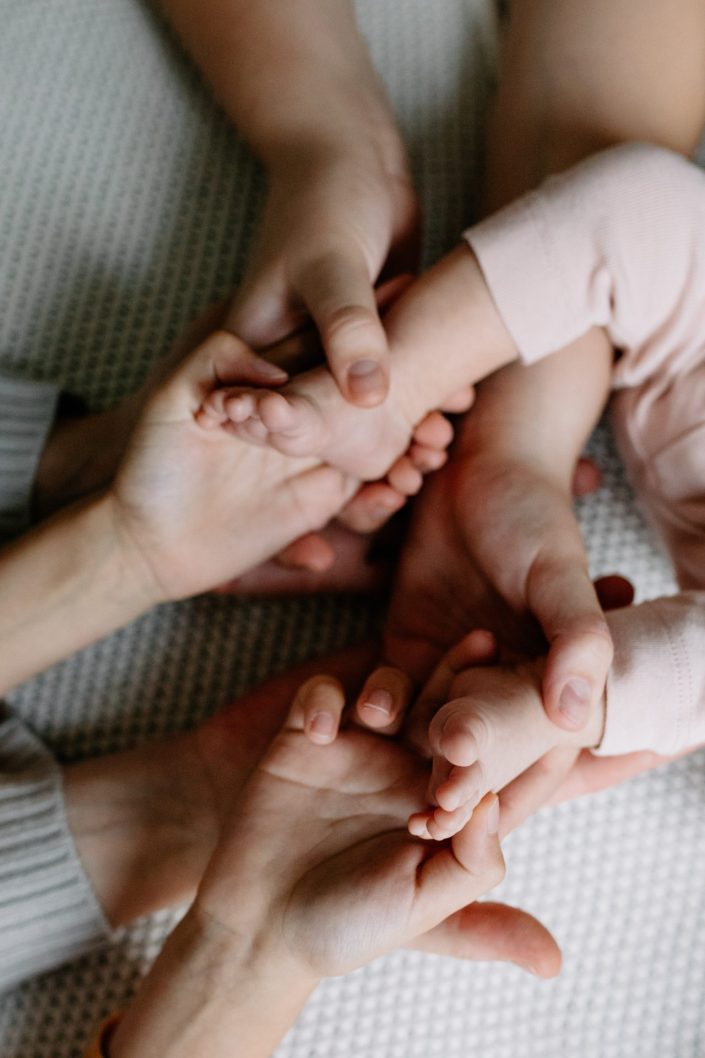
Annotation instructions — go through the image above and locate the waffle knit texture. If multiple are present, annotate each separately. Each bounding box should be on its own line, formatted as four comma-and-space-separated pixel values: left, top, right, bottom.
1, 2, 705, 1057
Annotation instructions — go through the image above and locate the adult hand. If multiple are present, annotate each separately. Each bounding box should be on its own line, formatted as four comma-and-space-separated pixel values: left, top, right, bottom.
226, 141, 420, 407
109, 314, 358, 603
370, 417, 614, 738
109, 679, 518, 1058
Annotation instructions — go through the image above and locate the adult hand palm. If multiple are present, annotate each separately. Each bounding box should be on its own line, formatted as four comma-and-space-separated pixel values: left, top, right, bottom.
111, 330, 355, 602
198, 710, 505, 980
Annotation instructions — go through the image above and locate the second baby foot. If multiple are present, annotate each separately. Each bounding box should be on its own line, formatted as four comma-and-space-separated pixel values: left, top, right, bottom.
408, 657, 605, 842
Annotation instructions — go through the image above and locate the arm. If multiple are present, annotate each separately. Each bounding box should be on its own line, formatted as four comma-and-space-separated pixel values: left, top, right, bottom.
466, 0, 705, 729
158, 0, 417, 405
106, 679, 508, 1057
0, 324, 357, 695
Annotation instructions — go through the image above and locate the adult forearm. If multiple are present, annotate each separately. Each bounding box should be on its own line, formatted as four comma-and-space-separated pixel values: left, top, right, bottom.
110, 907, 316, 1058
158, 0, 398, 169
485, 0, 705, 211
63, 732, 218, 929
0, 494, 156, 695
456, 334, 611, 488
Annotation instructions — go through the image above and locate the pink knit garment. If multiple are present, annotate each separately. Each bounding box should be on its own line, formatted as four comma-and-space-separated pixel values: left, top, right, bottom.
464, 144, 705, 754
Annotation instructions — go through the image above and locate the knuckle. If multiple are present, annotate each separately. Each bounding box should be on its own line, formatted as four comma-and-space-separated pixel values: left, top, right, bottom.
323, 303, 381, 347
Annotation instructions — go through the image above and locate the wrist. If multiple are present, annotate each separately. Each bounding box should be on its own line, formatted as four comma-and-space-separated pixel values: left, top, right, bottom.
64, 729, 221, 929
0, 493, 158, 695
263, 113, 409, 191
111, 905, 317, 1058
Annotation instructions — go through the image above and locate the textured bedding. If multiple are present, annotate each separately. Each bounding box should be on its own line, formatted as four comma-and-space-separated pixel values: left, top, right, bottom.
1, 2, 702, 1055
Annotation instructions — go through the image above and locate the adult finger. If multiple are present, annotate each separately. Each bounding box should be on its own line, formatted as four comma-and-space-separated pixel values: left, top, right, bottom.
527, 554, 614, 732
410, 900, 561, 978
354, 666, 414, 732
287, 675, 346, 745
412, 794, 505, 932
571, 457, 602, 497
497, 746, 580, 836
548, 744, 700, 804
295, 248, 390, 407
594, 574, 635, 611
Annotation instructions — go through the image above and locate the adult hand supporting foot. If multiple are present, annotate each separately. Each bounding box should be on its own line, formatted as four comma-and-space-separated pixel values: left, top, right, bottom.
160, 0, 419, 407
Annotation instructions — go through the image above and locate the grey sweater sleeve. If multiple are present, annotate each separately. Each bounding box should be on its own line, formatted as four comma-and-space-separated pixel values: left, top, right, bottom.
0, 706, 112, 991
0, 373, 112, 986
0, 373, 60, 540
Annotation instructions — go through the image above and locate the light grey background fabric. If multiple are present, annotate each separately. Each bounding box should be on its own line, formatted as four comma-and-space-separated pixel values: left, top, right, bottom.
1, 1, 703, 1056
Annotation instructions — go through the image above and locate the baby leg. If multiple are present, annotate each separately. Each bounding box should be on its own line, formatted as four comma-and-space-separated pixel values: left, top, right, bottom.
197, 245, 515, 479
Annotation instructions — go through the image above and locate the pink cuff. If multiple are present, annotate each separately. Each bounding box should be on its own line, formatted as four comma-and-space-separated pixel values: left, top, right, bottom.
596, 595, 705, 756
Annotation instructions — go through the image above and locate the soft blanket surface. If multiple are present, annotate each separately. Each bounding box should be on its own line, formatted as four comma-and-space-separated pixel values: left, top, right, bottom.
0, 2, 702, 1055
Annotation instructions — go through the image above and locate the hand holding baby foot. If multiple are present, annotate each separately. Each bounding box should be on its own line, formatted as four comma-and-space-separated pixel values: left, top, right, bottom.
408, 648, 606, 842
110, 326, 360, 603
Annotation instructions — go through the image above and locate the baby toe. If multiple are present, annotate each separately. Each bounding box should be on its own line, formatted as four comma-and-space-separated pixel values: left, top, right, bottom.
409, 442, 447, 474
387, 455, 423, 496
412, 411, 453, 449
427, 800, 475, 841
431, 701, 491, 768
258, 391, 298, 433
223, 391, 258, 424
435, 763, 482, 813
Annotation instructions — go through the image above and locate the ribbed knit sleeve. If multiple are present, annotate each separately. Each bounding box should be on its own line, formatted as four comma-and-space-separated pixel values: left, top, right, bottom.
0, 374, 60, 541
0, 706, 112, 991
594, 594, 705, 757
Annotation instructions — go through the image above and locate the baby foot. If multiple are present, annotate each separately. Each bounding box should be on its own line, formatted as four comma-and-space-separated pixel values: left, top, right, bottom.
197, 363, 473, 480
408, 656, 605, 842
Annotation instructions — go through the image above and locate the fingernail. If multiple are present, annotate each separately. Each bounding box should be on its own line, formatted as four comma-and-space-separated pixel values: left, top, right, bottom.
558, 678, 592, 727
361, 688, 394, 717
309, 713, 335, 742
347, 360, 385, 400
486, 796, 500, 835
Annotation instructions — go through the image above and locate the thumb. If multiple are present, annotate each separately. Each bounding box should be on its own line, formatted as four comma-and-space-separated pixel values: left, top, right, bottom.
526, 555, 614, 732
411, 794, 506, 933
410, 901, 561, 978
295, 248, 390, 407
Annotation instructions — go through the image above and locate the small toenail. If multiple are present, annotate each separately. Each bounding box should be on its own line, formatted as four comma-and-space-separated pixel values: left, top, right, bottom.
347, 360, 384, 399
361, 688, 394, 716
558, 678, 592, 727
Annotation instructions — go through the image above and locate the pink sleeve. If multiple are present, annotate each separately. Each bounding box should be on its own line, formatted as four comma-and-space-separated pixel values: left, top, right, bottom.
596, 594, 705, 756
464, 143, 705, 386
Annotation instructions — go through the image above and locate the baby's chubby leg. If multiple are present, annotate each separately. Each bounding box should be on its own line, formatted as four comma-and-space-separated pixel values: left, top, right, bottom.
197, 247, 517, 480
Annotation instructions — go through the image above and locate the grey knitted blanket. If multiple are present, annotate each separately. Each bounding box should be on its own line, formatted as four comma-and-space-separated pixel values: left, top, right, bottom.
1, 1, 703, 1055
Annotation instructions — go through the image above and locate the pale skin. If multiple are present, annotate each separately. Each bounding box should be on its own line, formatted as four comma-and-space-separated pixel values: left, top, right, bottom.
158, 0, 418, 406
107, 676, 518, 1058
353, 0, 705, 747
408, 635, 606, 841
197, 244, 506, 480
2, 318, 427, 697
99, 642, 686, 1058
